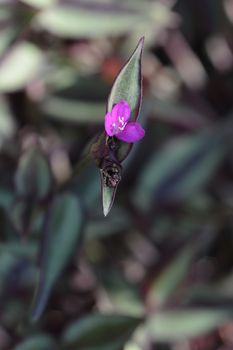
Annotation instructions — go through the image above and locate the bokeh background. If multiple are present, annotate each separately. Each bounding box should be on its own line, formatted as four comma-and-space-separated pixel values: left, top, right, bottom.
0, 0, 233, 349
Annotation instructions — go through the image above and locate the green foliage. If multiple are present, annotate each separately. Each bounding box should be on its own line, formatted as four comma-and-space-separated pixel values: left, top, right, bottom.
133, 128, 228, 211
108, 37, 144, 163
0, 1, 233, 349
62, 313, 142, 350
42, 98, 105, 124
147, 242, 198, 307
15, 148, 52, 200
99, 37, 144, 216
15, 334, 56, 350
107, 38, 144, 121
0, 242, 37, 259
21, 0, 55, 8
101, 184, 118, 217
0, 42, 43, 92
35, 5, 142, 39
147, 309, 232, 341
31, 193, 84, 321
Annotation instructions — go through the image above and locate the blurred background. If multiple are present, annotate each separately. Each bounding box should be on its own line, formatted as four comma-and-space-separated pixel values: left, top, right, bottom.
0, 0, 233, 349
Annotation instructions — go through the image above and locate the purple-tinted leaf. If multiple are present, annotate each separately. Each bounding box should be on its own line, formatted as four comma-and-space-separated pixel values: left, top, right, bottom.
107, 38, 144, 120
92, 38, 144, 164
94, 38, 144, 216
31, 193, 84, 321
107, 37, 144, 162
107, 38, 144, 162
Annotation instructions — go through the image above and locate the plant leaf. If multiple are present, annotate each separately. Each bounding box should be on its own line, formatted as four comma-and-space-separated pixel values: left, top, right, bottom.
97, 38, 144, 216
0, 189, 13, 210
8, 199, 44, 238
42, 97, 105, 124
0, 252, 21, 297
15, 334, 56, 350
0, 42, 43, 92
147, 243, 198, 307
147, 308, 232, 341
31, 193, 84, 321
15, 148, 52, 200
0, 242, 37, 260
147, 97, 209, 130
35, 5, 142, 39
21, 0, 56, 8
62, 313, 142, 350
107, 37, 144, 162
133, 128, 228, 211
101, 178, 119, 217
107, 38, 144, 120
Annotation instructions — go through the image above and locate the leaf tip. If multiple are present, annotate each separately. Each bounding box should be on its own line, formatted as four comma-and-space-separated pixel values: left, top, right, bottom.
102, 187, 114, 217
103, 207, 109, 217
139, 36, 145, 44
138, 36, 145, 51
30, 287, 49, 323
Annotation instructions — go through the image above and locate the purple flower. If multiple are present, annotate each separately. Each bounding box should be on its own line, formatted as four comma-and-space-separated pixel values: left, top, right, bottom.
105, 100, 145, 143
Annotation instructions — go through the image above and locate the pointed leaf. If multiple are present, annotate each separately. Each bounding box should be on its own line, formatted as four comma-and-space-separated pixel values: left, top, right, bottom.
91, 39, 144, 216
107, 38, 144, 120
101, 178, 118, 217
31, 193, 84, 321
107, 37, 144, 162
62, 313, 142, 350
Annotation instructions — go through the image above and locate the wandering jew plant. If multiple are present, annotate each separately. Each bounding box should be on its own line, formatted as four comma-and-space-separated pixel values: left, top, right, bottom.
91, 37, 145, 216
29, 38, 145, 322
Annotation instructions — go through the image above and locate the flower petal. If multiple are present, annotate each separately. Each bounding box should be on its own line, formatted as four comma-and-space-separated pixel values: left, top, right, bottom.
116, 122, 145, 143
111, 100, 131, 123
105, 100, 131, 136
105, 112, 115, 136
